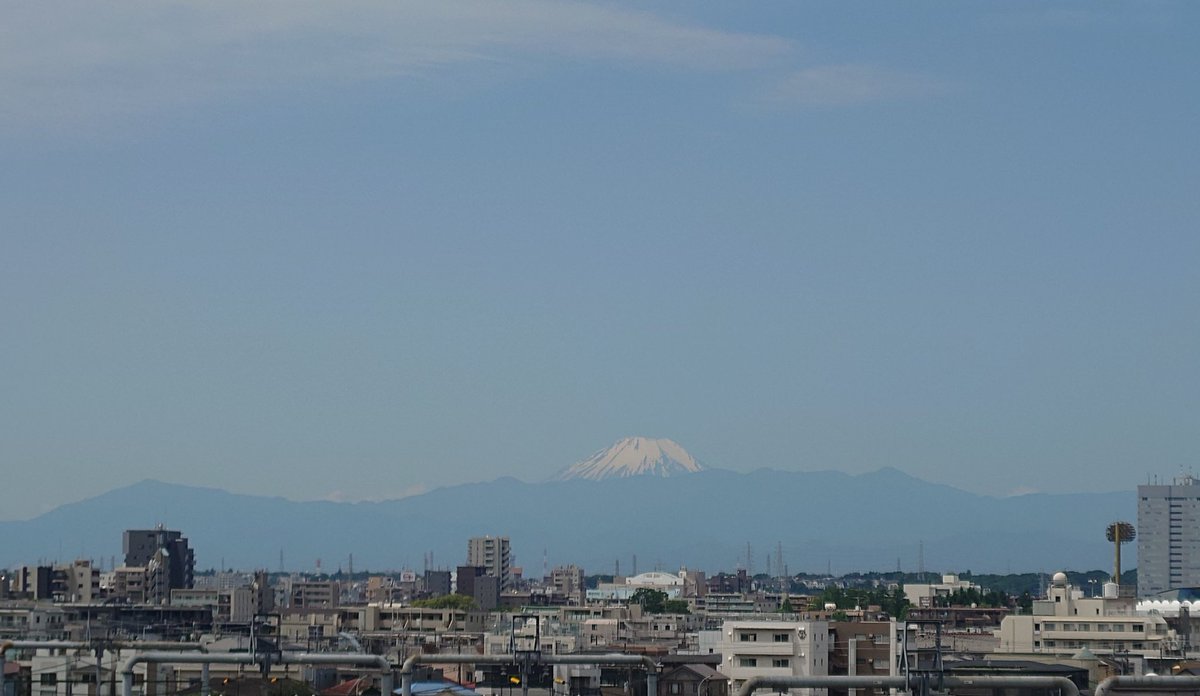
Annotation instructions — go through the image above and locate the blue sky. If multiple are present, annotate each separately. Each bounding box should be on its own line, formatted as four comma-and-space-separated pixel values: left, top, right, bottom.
2, 1, 1197, 519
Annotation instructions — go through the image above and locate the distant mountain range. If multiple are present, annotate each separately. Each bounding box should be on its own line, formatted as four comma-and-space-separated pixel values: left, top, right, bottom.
0, 465, 1133, 576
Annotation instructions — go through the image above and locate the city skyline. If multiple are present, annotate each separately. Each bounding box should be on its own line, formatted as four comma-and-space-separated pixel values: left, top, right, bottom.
3, 2, 1198, 519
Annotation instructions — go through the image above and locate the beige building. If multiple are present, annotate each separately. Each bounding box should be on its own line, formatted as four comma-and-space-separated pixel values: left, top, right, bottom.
551, 565, 585, 603
467, 536, 512, 590
290, 580, 340, 608
902, 574, 981, 609
701, 619, 830, 696
995, 572, 1177, 665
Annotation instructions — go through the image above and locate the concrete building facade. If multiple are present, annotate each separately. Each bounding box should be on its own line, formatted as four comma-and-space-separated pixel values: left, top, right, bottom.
122, 527, 195, 594
466, 536, 512, 591
996, 572, 1177, 663
1138, 475, 1200, 597
702, 619, 829, 696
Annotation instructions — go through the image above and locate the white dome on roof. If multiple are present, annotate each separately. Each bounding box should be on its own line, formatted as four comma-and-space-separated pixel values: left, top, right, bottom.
626, 571, 684, 586
1052, 572, 1068, 587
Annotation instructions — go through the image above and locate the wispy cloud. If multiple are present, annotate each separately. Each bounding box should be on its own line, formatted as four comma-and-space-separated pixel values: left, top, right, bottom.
766, 64, 941, 108
0, 0, 791, 129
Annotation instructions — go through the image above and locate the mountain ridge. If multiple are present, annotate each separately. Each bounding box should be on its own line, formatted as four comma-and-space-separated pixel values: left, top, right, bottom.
0, 467, 1133, 574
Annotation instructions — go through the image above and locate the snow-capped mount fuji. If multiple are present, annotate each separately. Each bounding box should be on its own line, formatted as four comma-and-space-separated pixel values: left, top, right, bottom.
553, 437, 703, 481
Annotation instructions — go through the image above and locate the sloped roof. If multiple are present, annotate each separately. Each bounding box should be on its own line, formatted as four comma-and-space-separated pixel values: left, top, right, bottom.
394, 681, 479, 696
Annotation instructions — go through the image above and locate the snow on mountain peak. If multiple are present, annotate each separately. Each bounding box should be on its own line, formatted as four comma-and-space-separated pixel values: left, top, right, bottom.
554, 437, 703, 481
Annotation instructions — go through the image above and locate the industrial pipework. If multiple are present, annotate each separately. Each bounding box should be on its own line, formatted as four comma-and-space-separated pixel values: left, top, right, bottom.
119, 651, 395, 696
734, 674, 1082, 696
0, 639, 204, 696
399, 653, 658, 696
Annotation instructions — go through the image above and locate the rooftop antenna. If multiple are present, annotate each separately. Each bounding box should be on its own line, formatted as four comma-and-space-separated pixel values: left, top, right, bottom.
1106, 521, 1136, 584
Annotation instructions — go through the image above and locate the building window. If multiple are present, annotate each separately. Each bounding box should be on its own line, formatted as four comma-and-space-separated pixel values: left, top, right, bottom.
738, 658, 758, 667
40, 675, 57, 686
739, 633, 757, 642
670, 684, 681, 694
774, 633, 789, 642
772, 659, 790, 668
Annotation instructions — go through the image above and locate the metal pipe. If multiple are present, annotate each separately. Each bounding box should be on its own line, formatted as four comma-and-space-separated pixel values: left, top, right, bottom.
943, 675, 1079, 696
399, 653, 658, 696
1, 640, 94, 696
200, 663, 210, 696
279, 653, 393, 696
121, 653, 257, 696
0, 640, 201, 696
735, 675, 1080, 696
1, 641, 91, 653
119, 651, 396, 696
0, 641, 202, 654
0, 639, 201, 696
736, 676, 905, 696
1095, 675, 1200, 696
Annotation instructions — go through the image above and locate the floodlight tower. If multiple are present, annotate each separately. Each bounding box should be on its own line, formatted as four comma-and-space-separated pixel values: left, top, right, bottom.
1106, 521, 1136, 585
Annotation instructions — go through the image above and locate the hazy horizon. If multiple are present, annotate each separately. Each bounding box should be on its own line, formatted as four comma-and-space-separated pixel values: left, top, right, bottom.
3, 2, 1197, 519
0, 458, 1143, 524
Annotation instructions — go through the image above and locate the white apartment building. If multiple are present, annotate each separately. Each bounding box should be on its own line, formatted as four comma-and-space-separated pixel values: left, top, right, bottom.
701, 620, 829, 696
996, 572, 1176, 665
587, 571, 685, 602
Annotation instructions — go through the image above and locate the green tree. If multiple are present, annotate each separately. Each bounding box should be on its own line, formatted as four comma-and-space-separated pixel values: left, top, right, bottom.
412, 594, 475, 610
630, 588, 668, 613
662, 599, 691, 614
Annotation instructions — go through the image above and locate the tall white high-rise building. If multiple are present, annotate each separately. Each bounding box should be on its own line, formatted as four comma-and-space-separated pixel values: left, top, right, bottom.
467, 536, 512, 590
1138, 475, 1200, 597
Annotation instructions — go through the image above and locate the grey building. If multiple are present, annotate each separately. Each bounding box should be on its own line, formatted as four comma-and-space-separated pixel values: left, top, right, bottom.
456, 565, 499, 610
1138, 475, 1200, 597
424, 569, 451, 597
123, 527, 195, 594
467, 535, 512, 590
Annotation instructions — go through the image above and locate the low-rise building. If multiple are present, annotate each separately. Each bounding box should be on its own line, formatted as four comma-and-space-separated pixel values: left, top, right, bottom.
995, 572, 1177, 667
290, 581, 340, 609
903, 574, 981, 609
701, 619, 830, 696
827, 621, 900, 696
